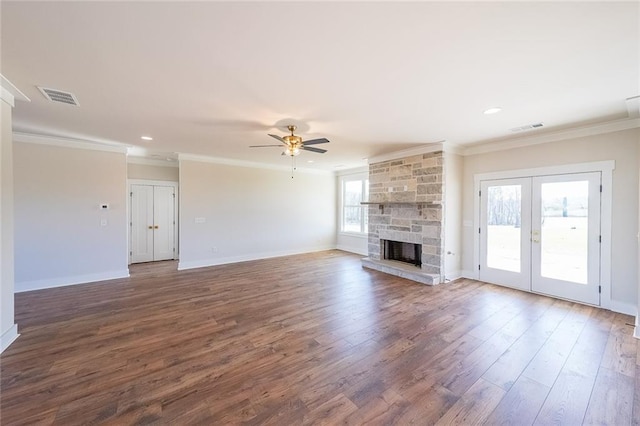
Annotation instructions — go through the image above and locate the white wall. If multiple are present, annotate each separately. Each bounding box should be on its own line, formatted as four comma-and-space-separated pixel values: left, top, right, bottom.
1, 88, 17, 350
13, 142, 129, 291
462, 128, 639, 311
178, 159, 337, 269
336, 167, 368, 256
127, 162, 179, 181
444, 151, 463, 281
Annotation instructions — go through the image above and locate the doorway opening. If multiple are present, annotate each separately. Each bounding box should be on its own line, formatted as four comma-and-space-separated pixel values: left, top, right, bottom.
473, 161, 614, 308
128, 180, 179, 265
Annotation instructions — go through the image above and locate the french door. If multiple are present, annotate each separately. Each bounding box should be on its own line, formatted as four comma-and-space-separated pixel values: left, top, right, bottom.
130, 184, 176, 263
479, 172, 601, 305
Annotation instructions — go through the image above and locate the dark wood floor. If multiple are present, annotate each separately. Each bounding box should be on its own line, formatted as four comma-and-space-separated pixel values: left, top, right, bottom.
1, 250, 638, 425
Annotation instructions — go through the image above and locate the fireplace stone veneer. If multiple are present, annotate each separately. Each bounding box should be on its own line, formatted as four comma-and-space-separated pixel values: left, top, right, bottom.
361, 151, 445, 285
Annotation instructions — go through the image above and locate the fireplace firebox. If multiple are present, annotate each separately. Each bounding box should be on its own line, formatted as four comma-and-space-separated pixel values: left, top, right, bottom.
383, 240, 422, 267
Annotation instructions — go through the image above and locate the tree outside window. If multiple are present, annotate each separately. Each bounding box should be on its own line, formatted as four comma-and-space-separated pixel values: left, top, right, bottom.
342, 178, 368, 233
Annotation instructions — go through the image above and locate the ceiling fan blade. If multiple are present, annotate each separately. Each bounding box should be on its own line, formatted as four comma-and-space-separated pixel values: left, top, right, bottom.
249, 145, 283, 148
302, 138, 329, 145
268, 134, 287, 144
302, 146, 327, 154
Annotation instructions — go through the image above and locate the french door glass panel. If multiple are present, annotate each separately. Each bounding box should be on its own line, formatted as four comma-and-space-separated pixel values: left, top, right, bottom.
486, 184, 522, 273
531, 173, 601, 305
479, 178, 531, 291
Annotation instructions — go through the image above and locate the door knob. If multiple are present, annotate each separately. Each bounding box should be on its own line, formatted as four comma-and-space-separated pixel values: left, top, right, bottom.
154, 225, 159, 229
148, 225, 153, 229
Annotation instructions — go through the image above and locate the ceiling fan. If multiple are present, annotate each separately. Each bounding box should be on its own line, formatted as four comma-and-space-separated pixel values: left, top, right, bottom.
250, 125, 329, 156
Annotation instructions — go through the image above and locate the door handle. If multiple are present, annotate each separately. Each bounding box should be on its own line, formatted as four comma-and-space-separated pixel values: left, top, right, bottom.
154, 225, 159, 229
148, 225, 153, 230
532, 230, 540, 242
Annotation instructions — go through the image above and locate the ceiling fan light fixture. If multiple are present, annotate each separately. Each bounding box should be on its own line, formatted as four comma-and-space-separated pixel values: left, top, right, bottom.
284, 146, 300, 156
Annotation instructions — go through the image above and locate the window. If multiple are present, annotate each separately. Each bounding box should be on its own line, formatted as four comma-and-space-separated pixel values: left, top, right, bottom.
341, 177, 369, 233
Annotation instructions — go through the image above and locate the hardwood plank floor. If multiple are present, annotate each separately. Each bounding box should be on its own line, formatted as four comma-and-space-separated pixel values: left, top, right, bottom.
1, 250, 638, 425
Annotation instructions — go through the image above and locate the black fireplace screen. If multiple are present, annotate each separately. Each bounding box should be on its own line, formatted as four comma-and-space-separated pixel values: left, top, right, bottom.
383, 240, 422, 267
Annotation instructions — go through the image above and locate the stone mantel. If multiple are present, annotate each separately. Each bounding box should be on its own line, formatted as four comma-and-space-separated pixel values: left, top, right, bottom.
360, 201, 442, 205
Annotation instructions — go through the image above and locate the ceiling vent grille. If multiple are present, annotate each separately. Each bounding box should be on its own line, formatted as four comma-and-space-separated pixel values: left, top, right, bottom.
510, 122, 543, 132
37, 86, 79, 106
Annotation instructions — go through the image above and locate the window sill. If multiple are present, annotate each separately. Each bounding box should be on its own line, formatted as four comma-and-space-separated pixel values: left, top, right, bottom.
339, 232, 369, 238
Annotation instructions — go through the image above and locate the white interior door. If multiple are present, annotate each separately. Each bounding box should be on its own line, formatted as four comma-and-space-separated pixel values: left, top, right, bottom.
130, 184, 176, 264
152, 186, 175, 261
479, 172, 602, 306
531, 173, 601, 305
130, 185, 154, 263
479, 178, 531, 291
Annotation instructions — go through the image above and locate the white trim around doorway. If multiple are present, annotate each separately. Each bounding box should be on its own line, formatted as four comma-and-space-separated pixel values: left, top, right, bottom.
472, 160, 615, 311
127, 179, 180, 265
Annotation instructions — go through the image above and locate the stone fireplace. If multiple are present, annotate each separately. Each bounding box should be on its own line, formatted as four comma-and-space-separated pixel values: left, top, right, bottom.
361, 150, 445, 285
383, 240, 422, 267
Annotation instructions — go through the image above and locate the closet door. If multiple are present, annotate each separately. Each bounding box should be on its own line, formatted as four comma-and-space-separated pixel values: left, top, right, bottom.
130, 183, 177, 264
152, 186, 175, 261
130, 185, 154, 263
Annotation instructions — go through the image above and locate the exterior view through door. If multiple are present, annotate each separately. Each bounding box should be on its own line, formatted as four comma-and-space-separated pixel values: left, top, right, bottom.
479, 172, 601, 306
130, 184, 177, 263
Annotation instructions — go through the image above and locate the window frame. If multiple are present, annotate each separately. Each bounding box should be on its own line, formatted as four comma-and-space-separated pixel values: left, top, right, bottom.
340, 174, 369, 235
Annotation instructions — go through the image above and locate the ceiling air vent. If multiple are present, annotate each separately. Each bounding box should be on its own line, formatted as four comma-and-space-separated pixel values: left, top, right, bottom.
37, 86, 79, 106
510, 122, 543, 132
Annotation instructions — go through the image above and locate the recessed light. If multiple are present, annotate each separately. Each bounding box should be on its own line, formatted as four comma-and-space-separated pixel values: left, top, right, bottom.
483, 107, 502, 115
307, 160, 314, 163
141, 136, 153, 141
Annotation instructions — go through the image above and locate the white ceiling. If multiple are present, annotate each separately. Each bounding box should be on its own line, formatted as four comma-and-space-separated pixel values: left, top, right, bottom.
2, 1, 638, 170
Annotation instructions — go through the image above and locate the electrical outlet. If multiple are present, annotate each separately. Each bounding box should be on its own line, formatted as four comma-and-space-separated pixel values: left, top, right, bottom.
212, 247, 218, 253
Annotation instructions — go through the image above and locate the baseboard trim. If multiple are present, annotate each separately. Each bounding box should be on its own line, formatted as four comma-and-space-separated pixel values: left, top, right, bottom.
460, 270, 476, 280
16, 269, 130, 293
178, 246, 338, 271
336, 244, 367, 256
444, 270, 462, 282
1, 324, 19, 353
609, 300, 637, 317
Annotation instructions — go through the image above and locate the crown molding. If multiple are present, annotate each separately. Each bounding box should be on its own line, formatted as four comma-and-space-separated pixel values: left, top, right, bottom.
1, 75, 30, 107
178, 153, 332, 175
127, 156, 179, 168
13, 132, 129, 154
443, 141, 464, 155
335, 165, 369, 177
368, 141, 445, 164
462, 117, 640, 156
626, 95, 640, 118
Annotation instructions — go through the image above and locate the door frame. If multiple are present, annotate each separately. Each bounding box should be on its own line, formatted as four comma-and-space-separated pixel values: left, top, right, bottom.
127, 179, 179, 265
472, 161, 614, 309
